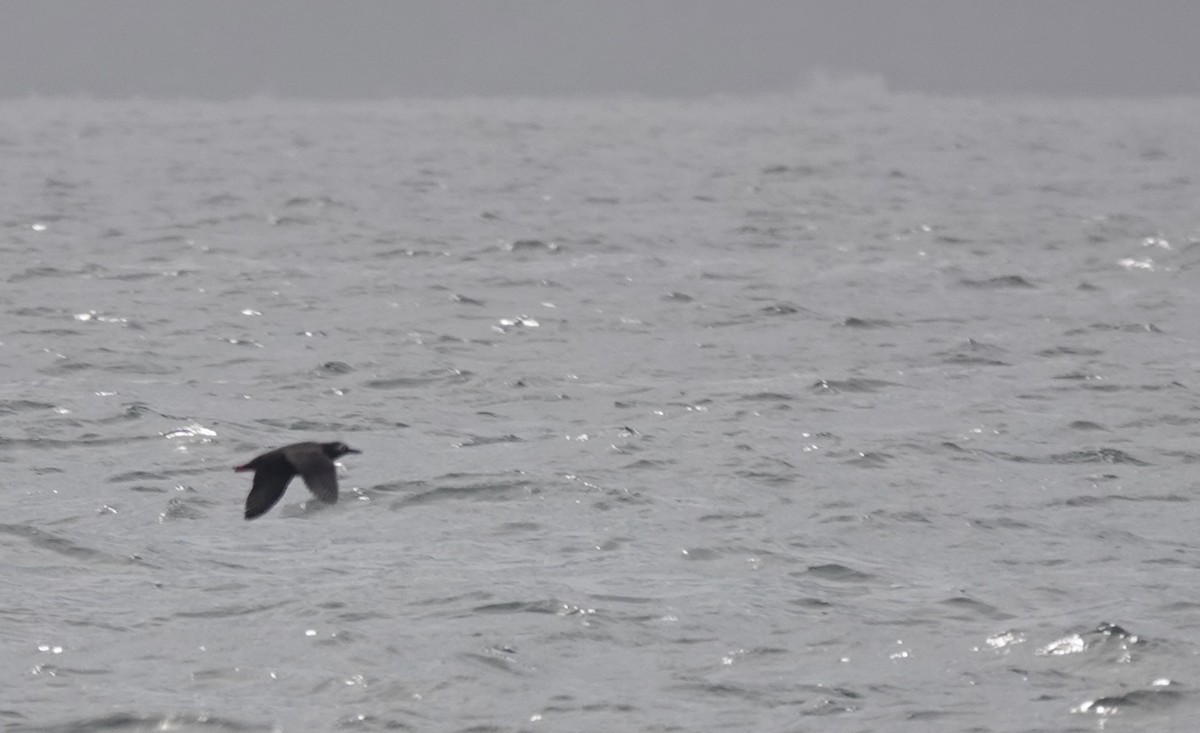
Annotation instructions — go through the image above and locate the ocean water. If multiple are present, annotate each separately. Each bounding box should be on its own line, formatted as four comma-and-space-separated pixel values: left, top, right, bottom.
2, 89, 1200, 732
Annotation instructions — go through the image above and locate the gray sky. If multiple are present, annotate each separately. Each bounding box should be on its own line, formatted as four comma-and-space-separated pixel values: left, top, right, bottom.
3, 1, 1198, 98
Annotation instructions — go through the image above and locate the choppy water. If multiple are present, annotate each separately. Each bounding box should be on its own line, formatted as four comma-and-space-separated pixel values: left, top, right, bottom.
2, 90, 1200, 732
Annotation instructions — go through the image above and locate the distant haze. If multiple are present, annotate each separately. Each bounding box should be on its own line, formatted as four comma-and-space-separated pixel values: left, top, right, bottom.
4, 1, 1199, 98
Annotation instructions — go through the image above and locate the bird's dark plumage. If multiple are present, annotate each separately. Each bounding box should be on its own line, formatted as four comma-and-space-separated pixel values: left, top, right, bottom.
235, 441, 361, 520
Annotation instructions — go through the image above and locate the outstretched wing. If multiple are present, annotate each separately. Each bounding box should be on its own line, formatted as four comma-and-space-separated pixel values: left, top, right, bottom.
245, 467, 296, 520
286, 448, 339, 504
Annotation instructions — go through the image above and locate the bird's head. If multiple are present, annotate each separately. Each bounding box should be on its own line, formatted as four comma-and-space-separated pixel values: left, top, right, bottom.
322, 441, 362, 458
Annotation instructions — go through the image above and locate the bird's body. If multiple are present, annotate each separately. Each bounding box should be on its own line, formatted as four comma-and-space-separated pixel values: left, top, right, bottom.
235, 441, 361, 520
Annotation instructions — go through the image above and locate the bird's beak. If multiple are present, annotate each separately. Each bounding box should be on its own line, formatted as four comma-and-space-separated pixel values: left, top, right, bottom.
346, 448, 362, 454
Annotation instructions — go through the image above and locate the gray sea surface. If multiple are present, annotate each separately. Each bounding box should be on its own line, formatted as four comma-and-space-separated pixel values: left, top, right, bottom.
2, 89, 1200, 732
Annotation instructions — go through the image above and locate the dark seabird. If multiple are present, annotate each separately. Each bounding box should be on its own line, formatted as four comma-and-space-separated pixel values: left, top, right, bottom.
235, 441, 361, 520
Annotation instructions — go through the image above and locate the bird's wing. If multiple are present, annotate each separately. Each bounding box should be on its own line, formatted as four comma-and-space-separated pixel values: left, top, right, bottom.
245, 467, 296, 520
287, 449, 339, 504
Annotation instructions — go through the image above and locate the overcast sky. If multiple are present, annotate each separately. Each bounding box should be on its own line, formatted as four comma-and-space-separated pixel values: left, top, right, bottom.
3, 1, 1198, 98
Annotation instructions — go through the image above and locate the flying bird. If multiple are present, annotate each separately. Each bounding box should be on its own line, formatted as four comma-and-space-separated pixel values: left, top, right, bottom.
235, 441, 361, 520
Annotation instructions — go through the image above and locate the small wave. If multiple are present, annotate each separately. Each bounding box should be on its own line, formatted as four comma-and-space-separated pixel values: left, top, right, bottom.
937, 339, 1009, 366
252, 418, 355, 433
8, 712, 271, 732
364, 369, 472, 389
843, 451, 892, 468
160, 497, 209, 521
761, 163, 822, 176
699, 270, 752, 281
943, 353, 1010, 366
977, 446, 1149, 466
760, 303, 805, 315
173, 599, 292, 620
315, 361, 354, 374
1047, 448, 1149, 466
1037, 345, 1104, 356
799, 563, 874, 582
1038, 622, 1141, 658
810, 378, 897, 394
451, 292, 486, 306
679, 547, 721, 561
838, 316, 895, 329
372, 246, 451, 259
281, 195, 354, 211
667, 681, 762, 702
1060, 491, 1187, 507
737, 391, 796, 401
937, 596, 1012, 621
460, 648, 531, 675
1053, 371, 1101, 381
797, 689, 861, 716
1075, 683, 1183, 716
95, 403, 166, 424
1072, 322, 1163, 334
734, 469, 797, 486
454, 433, 523, 448
105, 270, 193, 282
267, 214, 314, 227
503, 238, 560, 254
968, 517, 1034, 530
470, 598, 580, 616
622, 458, 674, 470
108, 469, 171, 483
789, 597, 834, 609
0, 523, 126, 565
389, 473, 532, 509
198, 192, 244, 207
0, 399, 56, 414
959, 275, 1037, 288
8, 267, 76, 282
0, 435, 156, 450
